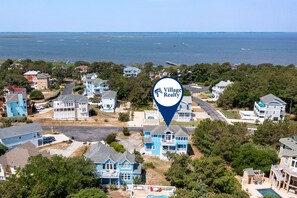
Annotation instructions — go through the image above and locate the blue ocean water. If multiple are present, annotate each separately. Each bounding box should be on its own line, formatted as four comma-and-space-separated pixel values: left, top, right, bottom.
0, 32, 296, 65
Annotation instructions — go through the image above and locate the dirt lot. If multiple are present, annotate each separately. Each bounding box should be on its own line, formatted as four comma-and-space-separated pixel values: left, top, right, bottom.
143, 156, 171, 186
69, 143, 91, 157
39, 142, 71, 152
108, 190, 129, 198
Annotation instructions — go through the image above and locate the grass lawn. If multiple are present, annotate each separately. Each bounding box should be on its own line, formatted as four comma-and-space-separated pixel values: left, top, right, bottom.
231, 122, 258, 128
160, 120, 201, 127
221, 110, 240, 119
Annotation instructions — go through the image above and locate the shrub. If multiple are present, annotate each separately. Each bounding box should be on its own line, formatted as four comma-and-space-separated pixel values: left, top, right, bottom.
122, 127, 130, 136
105, 133, 117, 144
0, 144, 8, 155
30, 90, 45, 100
77, 90, 83, 95
0, 116, 27, 123
134, 149, 144, 164
89, 108, 97, 116
143, 162, 155, 169
118, 112, 129, 122
104, 119, 108, 122
110, 142, 126, 153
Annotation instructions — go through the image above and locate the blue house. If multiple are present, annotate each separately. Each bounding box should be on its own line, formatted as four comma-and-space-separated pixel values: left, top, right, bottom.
0, 123, 43, 149
84, 78, 109, 97
142, 125, 189, 160
5, 93, 28, 117
84, 142, 142, 187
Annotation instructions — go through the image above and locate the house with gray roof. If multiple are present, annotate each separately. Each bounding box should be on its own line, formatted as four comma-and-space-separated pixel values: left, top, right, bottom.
53, 94, 89, 120
0, 123, 43, 149
123, 67, 142, 77
212, 80, 233, 100
269, 136, 297, 193
101, 91, 117, 112
142, 125, 189, 159
0, 141, 50, 180
84, 142, 141, 187
84, 77, 109, 97
254, 93, 286, 121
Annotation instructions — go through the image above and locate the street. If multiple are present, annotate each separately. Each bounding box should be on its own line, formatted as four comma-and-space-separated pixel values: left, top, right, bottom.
62, 81, 74, 95
42, 126, 195, 142
192, 97, 227, 122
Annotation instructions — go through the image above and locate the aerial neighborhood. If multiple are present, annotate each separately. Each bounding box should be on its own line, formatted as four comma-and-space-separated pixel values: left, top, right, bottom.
1, 59, 297, 198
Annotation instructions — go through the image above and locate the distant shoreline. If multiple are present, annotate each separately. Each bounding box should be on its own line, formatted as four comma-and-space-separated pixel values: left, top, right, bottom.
0, 36, 33, 38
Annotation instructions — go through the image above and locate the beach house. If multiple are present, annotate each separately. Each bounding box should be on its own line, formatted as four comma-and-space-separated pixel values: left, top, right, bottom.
212, 80, 233, 100
153, 96, 193, 122
0, 141, 50, 180
84, 78, 109, 97
84, 142, 142, 187
34, 73, 50, 90
81, 73, 98, 83
142, 125, 189, 159
101, 90, 117, 112
0, 123, 43, 149
23, 70, 39, 88
75, 65, 89, 74
253, 94, 286, 121
53, 94, 89, 120
3, 86, 29, 117
269, 136, 297, 193
123, 67, 142, 77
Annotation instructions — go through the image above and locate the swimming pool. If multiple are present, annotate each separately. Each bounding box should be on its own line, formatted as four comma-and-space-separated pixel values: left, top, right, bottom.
147, 195, 168, 198
257, 188, 282, 198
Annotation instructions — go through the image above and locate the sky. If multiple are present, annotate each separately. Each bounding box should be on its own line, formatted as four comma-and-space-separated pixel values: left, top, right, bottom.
0, 0, 296, 32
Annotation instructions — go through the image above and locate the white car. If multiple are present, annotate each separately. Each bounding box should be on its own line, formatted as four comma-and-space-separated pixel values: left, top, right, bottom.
36, 106, 45, 110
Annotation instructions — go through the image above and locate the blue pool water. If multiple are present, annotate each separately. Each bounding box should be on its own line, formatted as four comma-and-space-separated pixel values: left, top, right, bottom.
257, 188, 282, 198
147, 195, 168, 198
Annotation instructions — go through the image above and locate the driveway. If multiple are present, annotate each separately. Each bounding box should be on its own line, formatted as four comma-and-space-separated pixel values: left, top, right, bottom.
62, 82, 74, 95
42, 126, 195, 142
184, 84, 209, 93
192, 97, 228, 123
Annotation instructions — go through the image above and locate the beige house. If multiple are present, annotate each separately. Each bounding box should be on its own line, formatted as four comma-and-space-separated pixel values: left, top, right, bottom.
270, 136, 297, 193
0, 141, 50, 180
34, 73, 50, 90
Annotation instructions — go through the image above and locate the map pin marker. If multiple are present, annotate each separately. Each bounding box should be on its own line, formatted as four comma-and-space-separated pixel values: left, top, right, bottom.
152, 77, 184, 126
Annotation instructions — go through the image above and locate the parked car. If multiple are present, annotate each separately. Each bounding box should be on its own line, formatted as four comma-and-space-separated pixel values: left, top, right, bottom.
36, 106, 45, 110
42, 136, 56, 144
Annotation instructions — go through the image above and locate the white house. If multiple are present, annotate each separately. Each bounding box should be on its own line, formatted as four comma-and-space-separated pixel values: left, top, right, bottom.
84, 78, 109, 97
101, 91, 117, 112
53, 94, 89, 120
81, 73, 98, 83
154, 96, 193, 122
212, 80, 233, 100
254, 94, 286, 122
123, 67, 142, 77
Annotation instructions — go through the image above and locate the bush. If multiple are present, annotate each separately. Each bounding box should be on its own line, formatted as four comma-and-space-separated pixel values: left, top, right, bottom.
78, 90, 84, 95
122, 127, 130, 136
118, 112, 129, 122
30, 90, 45, 100
89, 108, 97, 116
110, 142, 126, 153
0, 144, 8, 155
143, 162, 155, 169
105, 133, 117, 144
0, 116, 28, 123
1, 121, 11, 128
134, 149, 144, 164
104, 119, 108, 122
73, 85, 84, 92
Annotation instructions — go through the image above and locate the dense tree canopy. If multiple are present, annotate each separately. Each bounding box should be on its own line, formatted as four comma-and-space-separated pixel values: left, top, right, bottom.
67, 188, 107, 198
0, 155, 100, 198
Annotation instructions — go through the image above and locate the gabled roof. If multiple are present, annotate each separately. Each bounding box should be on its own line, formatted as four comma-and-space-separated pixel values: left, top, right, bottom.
56, 94, 88, 103
0, 141, 50, 168
243, 168, 255, 176
279, 149, 297, 157
216, 80, 233, 87
23, 70, 39, 75
0, 123, 42, 140
102, 90, 117, 99
124, 67, 142, 72
260, 94, 286, 105
37, 73, 50, 79
91, 78, 107, 85
75, 65, 88, 69
279, 137, 297, 151
143, 125, 189, 136
4, 85, 26, 93
84, 142, 135, 164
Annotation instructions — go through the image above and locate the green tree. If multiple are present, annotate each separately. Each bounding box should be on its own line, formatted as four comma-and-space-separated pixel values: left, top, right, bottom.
30, 89, 45, 100
67, 188, 107, 198
231, 143, 278, 175
105, 133, 117, 144
0, 143, 8, 155
122, 127, 130, 136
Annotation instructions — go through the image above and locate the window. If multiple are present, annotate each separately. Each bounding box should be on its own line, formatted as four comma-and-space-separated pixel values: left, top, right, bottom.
122, 162, 131, 169
106, 161, 113, 170
121, 173, 131, 180
19, 136, 22, 139
152, 146, 156, 150
291, 157, 297, 168
152, 135, 158, 137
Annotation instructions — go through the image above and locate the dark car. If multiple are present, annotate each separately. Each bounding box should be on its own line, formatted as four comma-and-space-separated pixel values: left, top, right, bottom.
42, 136, 56, 144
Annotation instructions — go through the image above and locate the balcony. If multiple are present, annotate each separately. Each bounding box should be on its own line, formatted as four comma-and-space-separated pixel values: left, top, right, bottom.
98, 169, 120, 178
161, 139, 176, 146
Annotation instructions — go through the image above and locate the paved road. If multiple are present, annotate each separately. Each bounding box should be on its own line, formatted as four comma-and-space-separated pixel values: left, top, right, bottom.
42, 126, 195, 142
62, 82, 74, 95
192, 97, 227, 123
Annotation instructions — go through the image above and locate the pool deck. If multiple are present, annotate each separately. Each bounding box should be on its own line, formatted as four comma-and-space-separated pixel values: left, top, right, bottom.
127, 184, 175, 198
242, 179, 296, 198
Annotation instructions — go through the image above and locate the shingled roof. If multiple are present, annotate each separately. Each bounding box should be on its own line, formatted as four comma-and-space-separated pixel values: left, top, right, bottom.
260, 94, 286, 105
84, 142, 135, 164
143, 125, 189, 136
102, 90, 117, 99
55, 94, 88, 103
0, 123, 42, 140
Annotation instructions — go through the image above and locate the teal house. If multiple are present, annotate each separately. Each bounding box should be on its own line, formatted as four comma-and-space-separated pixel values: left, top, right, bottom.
5, 93, 28, 117
84, 142, 142, 187
142, 125, 189, 160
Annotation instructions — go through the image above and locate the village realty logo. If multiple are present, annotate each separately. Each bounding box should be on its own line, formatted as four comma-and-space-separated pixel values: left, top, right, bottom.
155, 87, 182, 98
